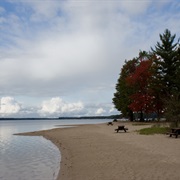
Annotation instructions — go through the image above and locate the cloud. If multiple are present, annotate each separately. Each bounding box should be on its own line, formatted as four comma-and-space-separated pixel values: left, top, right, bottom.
109, 107, 117, 113
95, 108, 106, 115
39, 97, 84, 117
119, 0, 152, 15
16, 0, 63, 22
0, 97, 21, 115
38, 97, 118, 117
0, 96, 118, 118
0, 6, 5, 14
0, 1, 179, 117
0, 97, 40, 118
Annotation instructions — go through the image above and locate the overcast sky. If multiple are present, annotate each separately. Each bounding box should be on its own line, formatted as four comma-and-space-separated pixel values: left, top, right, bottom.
0, 0, 179, 118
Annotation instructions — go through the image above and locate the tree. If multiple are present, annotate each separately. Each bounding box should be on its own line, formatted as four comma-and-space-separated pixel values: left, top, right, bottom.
113, 58, 138, 121
173, 43, 180, 92
164, 43, 180, 127
164, 92, 180, 127
151, 29, 179, 96
113, 29, 179, 123
126, 54, 156, 121
151, 29, 180, 124
148, 55, 165, 119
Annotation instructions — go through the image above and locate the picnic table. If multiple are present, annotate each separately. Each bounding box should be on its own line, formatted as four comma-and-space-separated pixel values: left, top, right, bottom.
115, 125, 128, 133
107, 122, 113, 126
169, 128, 180, 138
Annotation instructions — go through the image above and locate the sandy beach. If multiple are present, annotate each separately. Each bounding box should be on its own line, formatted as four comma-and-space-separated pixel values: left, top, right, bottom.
19, 122, 180, 180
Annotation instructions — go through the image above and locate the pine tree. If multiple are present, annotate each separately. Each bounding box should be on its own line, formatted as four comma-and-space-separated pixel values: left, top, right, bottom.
151, 29, 179, 96
152, 29, 180, 125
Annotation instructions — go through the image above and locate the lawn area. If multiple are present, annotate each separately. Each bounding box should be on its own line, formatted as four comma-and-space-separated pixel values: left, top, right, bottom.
138, 126, 170, 135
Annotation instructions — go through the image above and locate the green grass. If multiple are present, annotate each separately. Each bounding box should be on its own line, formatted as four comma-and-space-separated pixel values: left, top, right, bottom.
138, 126, 170, 135
132, 123, 151, 126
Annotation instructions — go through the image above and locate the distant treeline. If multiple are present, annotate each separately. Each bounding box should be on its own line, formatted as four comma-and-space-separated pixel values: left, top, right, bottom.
58, 114, 123, 119
0, 115, 122, 121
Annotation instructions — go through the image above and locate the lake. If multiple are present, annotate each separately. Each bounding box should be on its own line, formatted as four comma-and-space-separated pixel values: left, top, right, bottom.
0, 119, 110, 180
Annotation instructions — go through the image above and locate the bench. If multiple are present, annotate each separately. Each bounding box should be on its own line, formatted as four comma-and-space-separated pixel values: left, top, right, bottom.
113, 119, 118, 122
115, 125, 128, 133
168, 128, 180, 138
107, 122, 113, 126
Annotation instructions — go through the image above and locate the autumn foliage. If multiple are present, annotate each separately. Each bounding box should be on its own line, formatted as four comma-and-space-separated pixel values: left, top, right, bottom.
113, 29, 180, 123
126, 59, 155, 114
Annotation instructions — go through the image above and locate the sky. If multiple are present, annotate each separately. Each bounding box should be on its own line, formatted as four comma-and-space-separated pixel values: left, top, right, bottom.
0, 0, 179, 118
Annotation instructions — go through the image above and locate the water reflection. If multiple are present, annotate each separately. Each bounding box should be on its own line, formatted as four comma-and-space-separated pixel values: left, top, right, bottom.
0, 119, 110, 180
0, 135, 60, 180
0, 120, 61, 180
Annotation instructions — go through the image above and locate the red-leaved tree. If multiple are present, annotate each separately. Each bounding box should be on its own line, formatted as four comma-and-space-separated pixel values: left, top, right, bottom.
126, 58, 156, 120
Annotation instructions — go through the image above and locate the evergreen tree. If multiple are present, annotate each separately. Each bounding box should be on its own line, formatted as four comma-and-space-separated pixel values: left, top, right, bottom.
164, 41, 180, 126
151, 29, 180, 124
151, 29, 179, 96
164, 92, 180, 127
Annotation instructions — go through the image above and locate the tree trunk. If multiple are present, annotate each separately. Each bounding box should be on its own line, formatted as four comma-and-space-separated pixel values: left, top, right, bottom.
129, 110, 134, 121
139, 111, 144, 122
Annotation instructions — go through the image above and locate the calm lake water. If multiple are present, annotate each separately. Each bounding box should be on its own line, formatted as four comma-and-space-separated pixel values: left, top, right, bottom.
0, 119, 110, 180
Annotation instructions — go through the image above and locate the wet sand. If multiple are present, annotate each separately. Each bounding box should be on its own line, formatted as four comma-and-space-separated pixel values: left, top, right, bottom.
18, 122, 180, 180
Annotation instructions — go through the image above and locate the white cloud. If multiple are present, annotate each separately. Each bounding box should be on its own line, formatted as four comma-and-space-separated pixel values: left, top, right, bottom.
17, 0, 63, 22
0, 96, 117, 118
0, 97, 21, 115
0, 6, 5, 14
119, 0, 152, 15
109, 107, 117, 113
0, 1, 179, 117
39, 97, 84, 116
95, 108, 106, 115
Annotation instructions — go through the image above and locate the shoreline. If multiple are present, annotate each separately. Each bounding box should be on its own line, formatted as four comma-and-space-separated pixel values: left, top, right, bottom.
16, 122, 180, 180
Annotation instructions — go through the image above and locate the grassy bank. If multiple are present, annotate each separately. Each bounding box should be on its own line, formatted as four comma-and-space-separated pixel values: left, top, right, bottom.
138, 126, 170, 135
